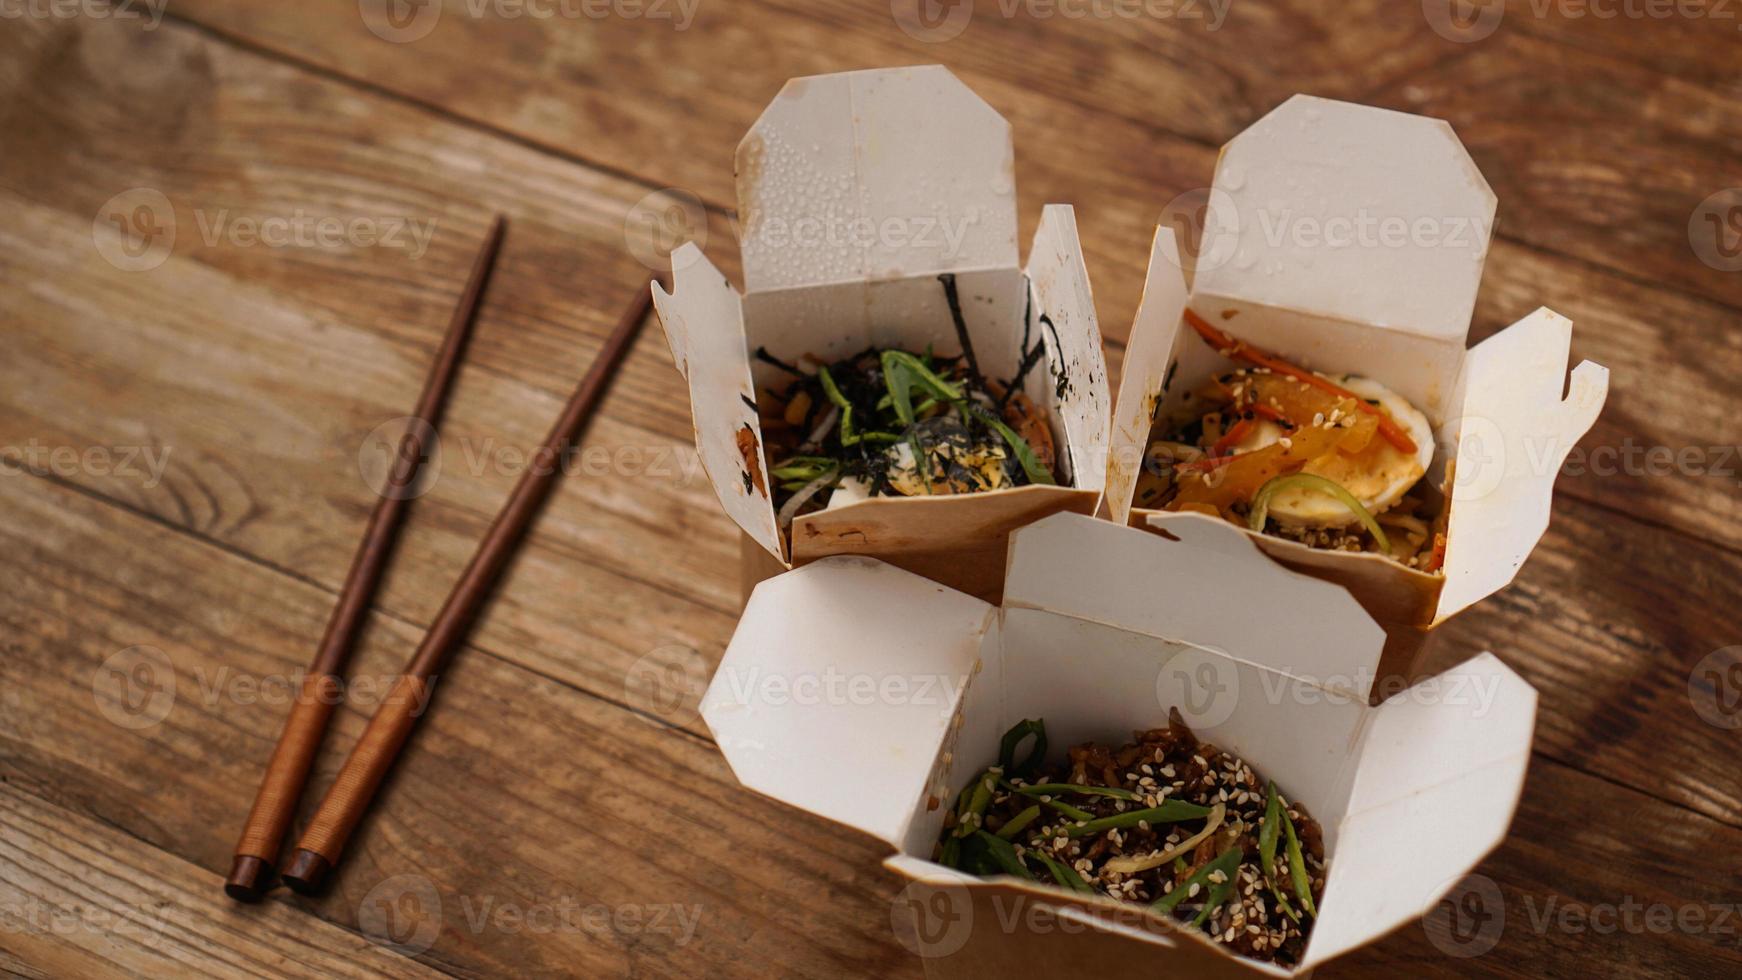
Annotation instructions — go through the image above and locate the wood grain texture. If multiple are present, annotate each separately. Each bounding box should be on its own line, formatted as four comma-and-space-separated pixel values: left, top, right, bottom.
0, 784, 442, 979
2, 5, 1740, 978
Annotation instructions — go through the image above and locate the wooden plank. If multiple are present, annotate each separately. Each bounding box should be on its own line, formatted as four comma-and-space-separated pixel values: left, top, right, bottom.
4, 472, 1740, 977
0, 186, 740, 737
0, 785, 443, 979
164, 1, 1742, 315
1329, 757, 1742, 978
1499, 0, 1742, 88
0, 473, 918, 979
1, 18, 1738, 826
23, 12, 1729, 558
1366, 29, 1742, 313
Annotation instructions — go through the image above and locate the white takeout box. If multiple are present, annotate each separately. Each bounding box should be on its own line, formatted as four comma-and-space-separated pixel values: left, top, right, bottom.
1105, 96, 1609, 681
654, 66, 1110, 602
704, 512, 1537, 976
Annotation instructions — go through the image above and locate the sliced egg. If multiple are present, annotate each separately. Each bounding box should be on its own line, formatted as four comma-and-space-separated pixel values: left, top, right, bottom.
1226, 375, 1434, 528
885, 417, 1012, 497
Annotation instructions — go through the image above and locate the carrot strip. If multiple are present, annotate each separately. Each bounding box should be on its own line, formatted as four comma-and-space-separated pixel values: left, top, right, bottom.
1210, 418, 1254, 457
1247, 403, 1293, 427
1183, 309, 1417, 455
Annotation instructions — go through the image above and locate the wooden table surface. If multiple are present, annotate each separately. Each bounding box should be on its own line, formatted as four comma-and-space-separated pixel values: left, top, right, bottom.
3, 2, 1740, 976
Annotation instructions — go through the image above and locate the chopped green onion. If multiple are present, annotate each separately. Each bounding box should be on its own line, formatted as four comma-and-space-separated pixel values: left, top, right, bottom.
1033, 852, 1093, 894
966, 405, 1056, 486
937, 836, 961, 869
1248, 472, 1390, 553
1259, 781, 1302, 922
817, 365, 865, 446
1153, 845, 1243, 915
1001, 779, 1093, 822
995, 804, 1042, 841
998, 719, 1048, 778
1063, 800, 1214, 838
972, 830, 1034, 880
953, 768, 1000, 839
1191, 882, 1234, 928
1282, 799, 1318, 918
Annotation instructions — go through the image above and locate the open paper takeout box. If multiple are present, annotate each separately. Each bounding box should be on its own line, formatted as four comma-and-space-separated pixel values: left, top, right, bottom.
1106, 95, 1609, 683
654, 66, 1110, 602
704, 512, 1537, 976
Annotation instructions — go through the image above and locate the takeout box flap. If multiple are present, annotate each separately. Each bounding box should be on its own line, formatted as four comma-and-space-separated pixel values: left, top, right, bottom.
1192, 95, 1495, 344
1437, 308, 1610, 620
701, 556, 993, 848
1302, 652, 1536, 968
652, 247, 784, 560
735, 65, 1019, 294
1025, 204, 1112, 489
1004, 512, 1385, 701
883, 857, 1291, 979
1106, 226, 1190, 526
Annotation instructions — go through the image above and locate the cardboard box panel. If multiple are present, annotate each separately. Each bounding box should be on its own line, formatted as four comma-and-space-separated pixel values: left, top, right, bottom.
706, 514, 1540, 974
1106, 96, 1608, 635
735, 67, 1018, 293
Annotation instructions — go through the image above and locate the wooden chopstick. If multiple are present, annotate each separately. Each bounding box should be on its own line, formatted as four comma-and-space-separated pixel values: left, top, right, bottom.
224, 215, 507, 902
279, 274, 660, 894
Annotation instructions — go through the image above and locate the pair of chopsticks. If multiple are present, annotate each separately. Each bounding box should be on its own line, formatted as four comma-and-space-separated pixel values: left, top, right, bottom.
226, 216, 657, 900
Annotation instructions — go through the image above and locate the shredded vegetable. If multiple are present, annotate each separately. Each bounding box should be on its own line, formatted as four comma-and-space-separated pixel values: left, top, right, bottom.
1248, 473, 1392, 554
